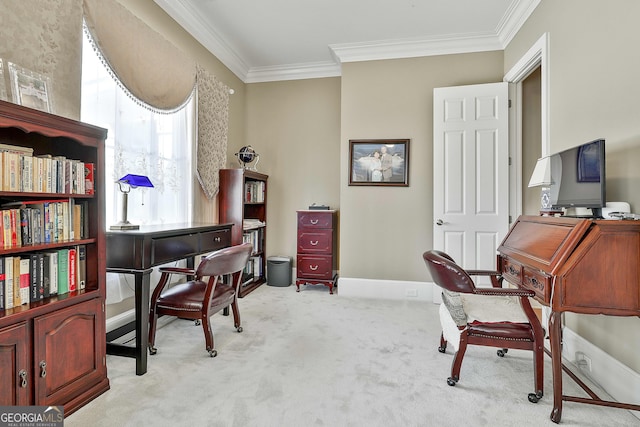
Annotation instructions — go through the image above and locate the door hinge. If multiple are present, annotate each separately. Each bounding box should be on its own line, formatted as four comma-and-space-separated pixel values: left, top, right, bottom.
508, 156, 512, 166
508, 99, 512, 108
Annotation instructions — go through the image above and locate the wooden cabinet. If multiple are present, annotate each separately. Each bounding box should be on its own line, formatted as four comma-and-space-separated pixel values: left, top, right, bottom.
0, 100, 109, 415
295, 210, 338, 294
218, 169, 268, 297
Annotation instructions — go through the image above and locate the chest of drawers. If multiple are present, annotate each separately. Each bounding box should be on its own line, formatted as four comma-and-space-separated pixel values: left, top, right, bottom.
295, 210, 338, 294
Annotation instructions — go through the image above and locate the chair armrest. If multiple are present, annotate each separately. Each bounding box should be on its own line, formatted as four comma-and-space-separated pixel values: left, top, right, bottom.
465, 270, 503, 288
473, 287, 535, 298
158, 267, 195, 276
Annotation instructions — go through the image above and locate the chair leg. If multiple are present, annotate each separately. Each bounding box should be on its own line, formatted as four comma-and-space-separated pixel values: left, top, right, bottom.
448, 333, 469, 386
201, 314, 217, 357
148, 309, 159, 355
230, 301, 243, 332
438, 332, 447, 353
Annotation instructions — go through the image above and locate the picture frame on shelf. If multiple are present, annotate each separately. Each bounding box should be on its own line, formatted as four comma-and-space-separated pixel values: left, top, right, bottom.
0, 59, 8, 102
348, 139, 410, 186
8, 62, 52, 113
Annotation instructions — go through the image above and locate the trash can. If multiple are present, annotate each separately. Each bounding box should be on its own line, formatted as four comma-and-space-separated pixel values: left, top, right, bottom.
267, 256, 292, 287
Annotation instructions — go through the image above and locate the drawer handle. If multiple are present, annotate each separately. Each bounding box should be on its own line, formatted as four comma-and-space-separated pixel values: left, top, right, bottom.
310, 219, 319, 225
508, 265, 518, 276
214, 236, 221, 242
19, 369, 27, 388
310, 240, 319, 246
39, 361, 47, 378
309, 265, 319, 271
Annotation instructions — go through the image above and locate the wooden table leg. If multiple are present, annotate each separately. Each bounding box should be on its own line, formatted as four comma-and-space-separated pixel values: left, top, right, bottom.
549, 310, 563, 423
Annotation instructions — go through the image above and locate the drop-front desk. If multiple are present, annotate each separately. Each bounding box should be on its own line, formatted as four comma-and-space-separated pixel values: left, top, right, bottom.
105, 223, 232, 375
497, 215, 640, 423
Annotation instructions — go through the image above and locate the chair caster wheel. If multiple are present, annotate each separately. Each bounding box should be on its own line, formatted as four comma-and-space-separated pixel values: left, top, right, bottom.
149, 346, 157, 355
438, 346, 446, 353
497, 348, 508, 357
528, 392, 543, 403
447, 377, 458, 386
194, 319, 201, 326
208, 349, 217, 357
236, 326, 243, 333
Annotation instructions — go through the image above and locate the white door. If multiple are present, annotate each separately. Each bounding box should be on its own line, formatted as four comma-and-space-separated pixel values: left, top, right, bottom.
433, 82, 509, 274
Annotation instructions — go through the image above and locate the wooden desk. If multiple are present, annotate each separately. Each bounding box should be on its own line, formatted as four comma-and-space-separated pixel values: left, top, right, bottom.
497, 215, 640, 423
105, 222, 232, 375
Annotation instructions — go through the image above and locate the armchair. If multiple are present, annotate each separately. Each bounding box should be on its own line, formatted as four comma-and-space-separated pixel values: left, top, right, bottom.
148, 243, 253, 357
423, 250, 544, 403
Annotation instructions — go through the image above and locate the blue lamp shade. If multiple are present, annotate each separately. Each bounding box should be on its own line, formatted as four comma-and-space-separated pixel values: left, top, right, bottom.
117, 174, 154, 188
110, 174, 154, 230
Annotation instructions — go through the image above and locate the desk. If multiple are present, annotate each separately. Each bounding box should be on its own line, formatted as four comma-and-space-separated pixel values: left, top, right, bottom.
497, 215, 640, 423
105, 222, 232, 375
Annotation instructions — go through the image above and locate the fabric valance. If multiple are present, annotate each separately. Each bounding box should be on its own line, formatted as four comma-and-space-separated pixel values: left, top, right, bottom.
83, 0, 196, 111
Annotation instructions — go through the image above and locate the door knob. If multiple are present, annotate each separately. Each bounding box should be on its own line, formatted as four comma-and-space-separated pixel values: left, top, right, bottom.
436, 219, 444, 226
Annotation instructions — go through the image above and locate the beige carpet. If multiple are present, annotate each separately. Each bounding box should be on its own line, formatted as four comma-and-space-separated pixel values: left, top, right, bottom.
67, 284, 639, 427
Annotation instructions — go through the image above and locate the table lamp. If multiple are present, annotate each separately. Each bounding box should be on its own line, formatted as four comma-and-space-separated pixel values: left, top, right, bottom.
110, 174, 154, 230
528, 156, 552, 210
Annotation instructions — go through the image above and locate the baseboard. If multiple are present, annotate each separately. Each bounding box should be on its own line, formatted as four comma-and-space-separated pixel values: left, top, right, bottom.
337, 277, 435, 302
561, 327, 640, 420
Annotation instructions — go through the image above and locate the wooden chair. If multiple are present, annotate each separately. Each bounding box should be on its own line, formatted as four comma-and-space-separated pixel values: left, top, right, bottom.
148, 243, 253, 357
423, 250, 545, 403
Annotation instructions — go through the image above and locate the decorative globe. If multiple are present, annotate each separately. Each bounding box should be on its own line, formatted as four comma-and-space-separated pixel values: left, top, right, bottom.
235, 145, 260, 170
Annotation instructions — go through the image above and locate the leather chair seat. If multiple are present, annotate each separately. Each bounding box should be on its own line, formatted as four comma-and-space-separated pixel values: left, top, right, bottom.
156, 281, 235, 312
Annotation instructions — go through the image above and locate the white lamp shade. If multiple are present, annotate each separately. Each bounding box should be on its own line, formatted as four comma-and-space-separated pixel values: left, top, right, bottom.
528, 156, 551, 187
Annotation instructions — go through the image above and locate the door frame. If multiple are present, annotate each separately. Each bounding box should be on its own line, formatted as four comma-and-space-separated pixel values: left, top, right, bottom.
504, 32, 550, 220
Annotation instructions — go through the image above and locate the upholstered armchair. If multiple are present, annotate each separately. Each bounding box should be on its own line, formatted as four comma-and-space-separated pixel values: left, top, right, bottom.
423, 250, 545, 403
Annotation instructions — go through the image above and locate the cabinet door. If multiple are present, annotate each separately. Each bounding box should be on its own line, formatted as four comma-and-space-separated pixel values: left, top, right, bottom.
0, 322, 31, 405
33, 298, 105, 406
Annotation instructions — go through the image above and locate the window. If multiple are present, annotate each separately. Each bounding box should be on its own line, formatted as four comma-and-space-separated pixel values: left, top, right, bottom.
80, 30, 194, 228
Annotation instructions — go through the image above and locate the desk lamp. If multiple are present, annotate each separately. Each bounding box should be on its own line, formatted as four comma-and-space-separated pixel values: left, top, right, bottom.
110, 174, 154, 230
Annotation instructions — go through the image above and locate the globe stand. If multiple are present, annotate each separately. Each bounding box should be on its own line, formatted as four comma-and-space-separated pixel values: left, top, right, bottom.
235, 146, 260, 171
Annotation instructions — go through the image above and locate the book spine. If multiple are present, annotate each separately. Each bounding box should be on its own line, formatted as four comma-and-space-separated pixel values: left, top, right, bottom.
84, 163, 94, 195
57, 249, 69, 294
68, 247, 77, 292
19, 258, 30, 305
77, 245, 86, 290
48, 251, 58, 295
42, 252, 51, 298
4, 256, 13, 309
29, 254, 40, 302
12, 257, 20, 306
0, 257, 4, 310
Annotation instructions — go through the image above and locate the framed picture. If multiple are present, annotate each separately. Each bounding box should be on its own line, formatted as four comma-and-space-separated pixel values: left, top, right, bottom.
8, 62, 52, 113
0, 59, 8, 102
349, 139, 409, 186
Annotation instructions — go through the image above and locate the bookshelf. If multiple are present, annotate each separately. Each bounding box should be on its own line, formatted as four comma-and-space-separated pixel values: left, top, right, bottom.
218, 168, 268, 297
0, 100, 108, 414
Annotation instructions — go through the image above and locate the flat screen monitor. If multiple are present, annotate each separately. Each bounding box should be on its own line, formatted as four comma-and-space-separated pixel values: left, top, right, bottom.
549, 138, 605, 217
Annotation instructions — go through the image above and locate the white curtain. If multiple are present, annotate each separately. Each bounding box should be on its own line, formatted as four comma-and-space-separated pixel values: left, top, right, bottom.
80, 30, 194, 229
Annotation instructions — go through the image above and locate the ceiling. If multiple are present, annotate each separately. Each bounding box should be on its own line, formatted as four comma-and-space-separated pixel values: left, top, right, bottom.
154, 0, 540, 83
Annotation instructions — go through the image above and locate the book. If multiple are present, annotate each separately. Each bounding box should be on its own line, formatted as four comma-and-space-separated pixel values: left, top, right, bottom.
20, 208, 31, 246
68, 247, 77, 292
76, 245, 86, 290
4, 256, 13, 309
42, 252, 51, 298
19, 257, 30, 305
57, 248, 69, 295
2, 210, 11, 249
84, 163, 94, 195
0, 257, 4, 310
12, 257, 20, 306
46, 251, 58, 295
29, 253, 44, 302
21, 155, 33, 192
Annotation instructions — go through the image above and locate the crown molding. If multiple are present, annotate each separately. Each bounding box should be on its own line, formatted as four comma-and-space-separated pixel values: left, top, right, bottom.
154, 0, 250, 81
157, 0, 541, 82
245, 62, 341, 83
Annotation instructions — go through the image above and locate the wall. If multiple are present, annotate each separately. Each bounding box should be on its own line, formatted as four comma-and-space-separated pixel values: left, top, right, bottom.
505, 0, 640, 372
244, 78, 341, 259
339, 53, 504, 281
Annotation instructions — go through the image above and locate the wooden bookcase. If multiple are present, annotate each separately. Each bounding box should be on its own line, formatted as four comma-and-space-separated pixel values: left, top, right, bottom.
218, 168, 268, 297
0, 100, 109, 415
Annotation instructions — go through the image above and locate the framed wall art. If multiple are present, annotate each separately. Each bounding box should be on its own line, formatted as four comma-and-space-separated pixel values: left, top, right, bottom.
349, 139, 410, 186
8, 62, 52, 113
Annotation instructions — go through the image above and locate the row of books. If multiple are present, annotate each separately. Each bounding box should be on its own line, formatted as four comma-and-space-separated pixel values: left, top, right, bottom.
244, 180, 265, 203
242, 228, 263, 254
0, 199, 89, 248
0, 143, 94, 194
241, 255, 264, 285
0, 245, 86, 310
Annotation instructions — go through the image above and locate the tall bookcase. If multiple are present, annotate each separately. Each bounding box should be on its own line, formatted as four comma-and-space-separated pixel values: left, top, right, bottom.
0, 100, 109, 414
218, 168, 268, 297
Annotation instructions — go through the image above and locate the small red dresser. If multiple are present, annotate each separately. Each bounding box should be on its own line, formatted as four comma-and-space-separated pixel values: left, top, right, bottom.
295, 210, 338, 294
